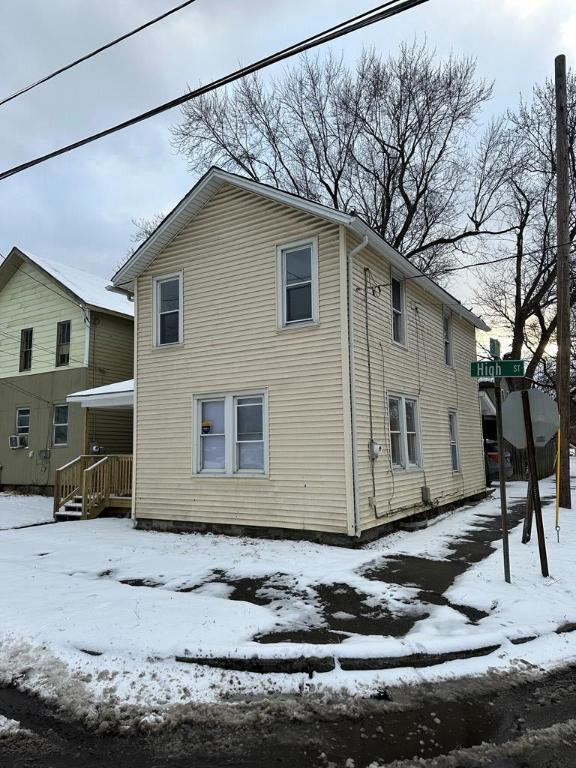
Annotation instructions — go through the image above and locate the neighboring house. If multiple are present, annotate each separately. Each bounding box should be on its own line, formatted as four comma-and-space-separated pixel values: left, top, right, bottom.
0, 247, 134, 491
111, 168, 489, 542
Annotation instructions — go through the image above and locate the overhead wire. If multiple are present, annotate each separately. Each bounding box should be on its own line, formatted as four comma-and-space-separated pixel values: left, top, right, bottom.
0, 0, 199, 108
0, 0, 429, 182
366, 240, 575, 294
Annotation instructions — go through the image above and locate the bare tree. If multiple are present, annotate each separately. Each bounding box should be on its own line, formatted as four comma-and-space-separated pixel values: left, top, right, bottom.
475, 75, 576, 388
171, 44, 507, 277
128, 213, 167, 254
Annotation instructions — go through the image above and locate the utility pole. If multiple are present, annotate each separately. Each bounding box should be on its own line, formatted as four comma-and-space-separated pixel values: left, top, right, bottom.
554, 54, 572, 510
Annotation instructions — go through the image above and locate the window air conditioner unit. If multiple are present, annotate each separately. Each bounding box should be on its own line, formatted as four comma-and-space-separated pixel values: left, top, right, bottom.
9, 435, 28, 449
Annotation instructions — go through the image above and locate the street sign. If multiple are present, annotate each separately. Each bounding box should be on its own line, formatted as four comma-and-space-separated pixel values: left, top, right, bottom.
470, 360, 525, 378
502, 389, 559, 449
489, 338, 501, 358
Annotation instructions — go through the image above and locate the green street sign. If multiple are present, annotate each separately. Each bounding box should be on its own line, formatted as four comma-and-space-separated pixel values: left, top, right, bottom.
470, 360, 525, 378
489, 338, 501, 358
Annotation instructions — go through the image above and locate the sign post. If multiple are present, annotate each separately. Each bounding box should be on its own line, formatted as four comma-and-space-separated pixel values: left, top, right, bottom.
470, 349, 524, 584
494, 374, 511, 584
521, 391, 549, 577
501, 388, 558, 577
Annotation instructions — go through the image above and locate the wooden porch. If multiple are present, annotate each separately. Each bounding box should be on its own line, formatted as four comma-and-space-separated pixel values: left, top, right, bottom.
53, 454, 132, 520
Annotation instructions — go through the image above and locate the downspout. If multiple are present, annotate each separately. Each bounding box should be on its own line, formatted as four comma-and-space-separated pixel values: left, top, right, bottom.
347, 234, 369, 537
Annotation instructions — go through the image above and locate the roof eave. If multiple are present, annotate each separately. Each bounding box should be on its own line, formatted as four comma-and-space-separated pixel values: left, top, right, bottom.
111, 167, 353, 289
348, 220, 490, 332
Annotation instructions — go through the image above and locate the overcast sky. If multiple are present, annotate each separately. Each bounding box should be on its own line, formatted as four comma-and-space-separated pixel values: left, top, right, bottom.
0, 0, 574, 306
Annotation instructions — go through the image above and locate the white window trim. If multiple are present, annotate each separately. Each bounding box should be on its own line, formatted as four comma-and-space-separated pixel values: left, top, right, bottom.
388, 393, 422, 471
443, 310, 453, 367
152, 272, 183, 347
276, 236, 319, 329
390, 272, 406, 347
192, 390, 269, 477
52, 404, 69, 448
449, 410, 461, 472
55, 320, 71, 368
16, 407, 30, 435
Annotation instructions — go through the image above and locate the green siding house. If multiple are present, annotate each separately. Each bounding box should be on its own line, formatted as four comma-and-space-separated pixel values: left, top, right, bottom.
0, 247, 134, 491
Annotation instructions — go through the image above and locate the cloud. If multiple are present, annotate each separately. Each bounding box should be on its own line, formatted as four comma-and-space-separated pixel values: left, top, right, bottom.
503, 0, 554, 19
0, 0, 572, 304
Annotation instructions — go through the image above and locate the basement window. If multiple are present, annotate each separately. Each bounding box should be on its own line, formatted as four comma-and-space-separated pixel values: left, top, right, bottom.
55, 320, 71, 367
195, 392, 267, 475
19, 328, 33, 371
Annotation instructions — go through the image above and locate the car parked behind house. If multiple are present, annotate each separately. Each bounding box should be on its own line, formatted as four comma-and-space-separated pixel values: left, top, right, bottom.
484, 439, 513, 484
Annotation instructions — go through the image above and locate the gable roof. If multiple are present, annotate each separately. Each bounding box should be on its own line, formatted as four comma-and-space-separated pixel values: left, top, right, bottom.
1, 247, 134, 318
112, 167, 488, 331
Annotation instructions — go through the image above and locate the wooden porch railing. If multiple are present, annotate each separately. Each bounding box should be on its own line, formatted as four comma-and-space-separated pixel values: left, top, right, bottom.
54, 454, 133, 519
82, 456, 110, 519
53, 455, 101, 517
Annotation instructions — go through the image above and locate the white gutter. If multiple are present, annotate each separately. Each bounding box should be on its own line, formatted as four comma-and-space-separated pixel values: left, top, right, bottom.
347, 235, 369, 537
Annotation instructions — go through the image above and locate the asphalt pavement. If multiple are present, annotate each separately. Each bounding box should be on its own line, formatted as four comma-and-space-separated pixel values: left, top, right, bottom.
1, 663, 575, 767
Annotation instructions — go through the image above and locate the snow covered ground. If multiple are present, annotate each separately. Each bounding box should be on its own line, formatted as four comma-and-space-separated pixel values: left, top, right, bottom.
0, 492, 53, 530
0, 463, 574, 729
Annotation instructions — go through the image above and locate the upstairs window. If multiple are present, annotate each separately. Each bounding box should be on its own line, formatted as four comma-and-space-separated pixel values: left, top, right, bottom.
443, 312, 453, 366
448, 411, 460, 471
19, 328, 33, 372
16, 407, 30, 435
277, 238, 319, 327
53, 405, 69, 447
55, 321, 71, 367
196, 392, 266, 475
154, 274, 182, 346
391, 276, 405, 344
388, 394, 421, 470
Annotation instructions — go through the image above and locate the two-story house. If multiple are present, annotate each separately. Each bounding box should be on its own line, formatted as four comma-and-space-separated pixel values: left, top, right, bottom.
0, 247, 134, 491
110, 168, 489, 542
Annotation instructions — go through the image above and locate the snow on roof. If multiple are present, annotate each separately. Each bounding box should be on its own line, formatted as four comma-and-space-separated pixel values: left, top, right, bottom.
23, 251, 134, 317
69, 379, 134, 398
67, 379, 133, 408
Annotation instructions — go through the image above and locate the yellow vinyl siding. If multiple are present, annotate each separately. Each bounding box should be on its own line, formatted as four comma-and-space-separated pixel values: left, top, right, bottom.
349, 234, 486, 530
0, 261, 86, 378
134, 184, 350, 533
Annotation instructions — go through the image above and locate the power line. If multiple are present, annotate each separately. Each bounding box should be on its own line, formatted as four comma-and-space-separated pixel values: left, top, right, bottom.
0, 0, 429, 182
0, 0, 199, 108
368, 241, 574, 293
0, 328, 88, 370
0, 377, 54, 407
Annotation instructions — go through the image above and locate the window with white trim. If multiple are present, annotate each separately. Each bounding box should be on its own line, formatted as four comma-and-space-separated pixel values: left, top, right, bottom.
16, 407, 30, 435
53, 405, 69, 447
19, 328, 33, 371
388, 394, 421, 469
154, 275, 182, 346
391, 276, 405, 344
443, 312, 453, 366
448, 410, 460, 471
196, 393, 266, 475
277, 238, 318, 327
55, 320, 71, 367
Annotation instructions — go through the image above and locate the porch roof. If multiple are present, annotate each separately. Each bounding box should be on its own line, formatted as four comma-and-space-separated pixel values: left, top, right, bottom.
67, 379, 134, 409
